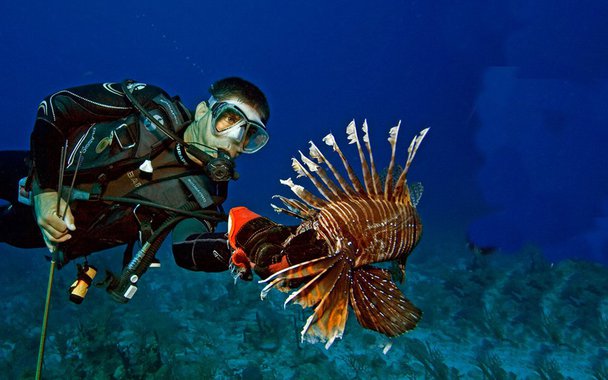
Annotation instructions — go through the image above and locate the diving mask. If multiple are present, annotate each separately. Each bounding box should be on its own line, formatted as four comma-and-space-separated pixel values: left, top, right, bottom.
209, 97, 269, 153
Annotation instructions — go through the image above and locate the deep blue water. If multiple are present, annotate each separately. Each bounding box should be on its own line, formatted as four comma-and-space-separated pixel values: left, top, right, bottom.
3, 1, 606, 264
1, 1, 607, 379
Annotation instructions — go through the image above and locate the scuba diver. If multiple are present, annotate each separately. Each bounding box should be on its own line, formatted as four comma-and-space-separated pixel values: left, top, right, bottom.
0, 77, 294, 302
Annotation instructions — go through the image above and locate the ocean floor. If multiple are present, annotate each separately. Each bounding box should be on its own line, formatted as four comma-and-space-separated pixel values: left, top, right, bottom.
0, 236, 606, 379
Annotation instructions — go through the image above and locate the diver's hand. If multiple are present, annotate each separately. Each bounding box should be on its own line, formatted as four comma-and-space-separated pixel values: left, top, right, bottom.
227, 207, 295, 279
33, 191, 76, 251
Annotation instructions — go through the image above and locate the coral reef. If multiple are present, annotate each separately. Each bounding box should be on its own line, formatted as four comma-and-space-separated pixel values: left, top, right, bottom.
1, 236, 607, 379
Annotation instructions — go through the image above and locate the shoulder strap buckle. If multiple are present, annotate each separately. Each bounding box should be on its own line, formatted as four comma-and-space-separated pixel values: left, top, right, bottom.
113, 123, 136, 150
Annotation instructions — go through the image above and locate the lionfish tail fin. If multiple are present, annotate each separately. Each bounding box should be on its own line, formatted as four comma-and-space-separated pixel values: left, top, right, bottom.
350, 266, 422, 337
261, 254, 352, 349
394, 128, 430, 202
384, 122, 401, 200
346, 120, 374, 195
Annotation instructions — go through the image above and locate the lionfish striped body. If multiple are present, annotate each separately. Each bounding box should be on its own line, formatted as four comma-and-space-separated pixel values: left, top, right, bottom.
262, 120, 429, 348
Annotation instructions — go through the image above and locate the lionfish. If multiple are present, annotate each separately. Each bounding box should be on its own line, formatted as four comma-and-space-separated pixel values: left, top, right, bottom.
261, 119, 430, 348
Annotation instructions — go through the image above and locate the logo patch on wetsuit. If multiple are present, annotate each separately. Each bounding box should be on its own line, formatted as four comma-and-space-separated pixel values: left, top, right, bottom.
180, 176, 214, 208
96, 136, 113, 153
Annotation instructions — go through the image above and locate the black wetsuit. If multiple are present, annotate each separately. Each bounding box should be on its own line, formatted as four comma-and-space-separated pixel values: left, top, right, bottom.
0, 82, 231, 272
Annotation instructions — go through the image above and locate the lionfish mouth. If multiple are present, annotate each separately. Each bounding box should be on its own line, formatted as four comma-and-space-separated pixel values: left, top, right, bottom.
261, 119, 429, 348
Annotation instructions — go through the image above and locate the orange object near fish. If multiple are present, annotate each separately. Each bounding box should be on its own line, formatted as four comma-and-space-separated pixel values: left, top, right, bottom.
227, 207, 262, 248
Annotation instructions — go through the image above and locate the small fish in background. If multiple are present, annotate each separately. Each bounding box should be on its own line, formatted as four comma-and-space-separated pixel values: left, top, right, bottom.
262, 120, 429, 348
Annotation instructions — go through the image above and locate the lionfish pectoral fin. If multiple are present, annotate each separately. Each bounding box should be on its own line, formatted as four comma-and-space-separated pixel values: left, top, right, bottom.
270, 203, 301, 219
259, 255, 339, 299
299, 258, 351, 349
261, 254, 352, 349
271, 195, 316, 220
350, 266, 421, 337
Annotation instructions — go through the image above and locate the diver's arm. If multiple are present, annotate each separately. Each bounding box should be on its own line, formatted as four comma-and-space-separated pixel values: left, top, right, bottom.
30, 82, 168, 190
29, 82, 167, 250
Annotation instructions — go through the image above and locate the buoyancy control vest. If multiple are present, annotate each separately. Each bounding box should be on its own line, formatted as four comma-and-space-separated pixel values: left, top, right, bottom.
53, 92, 228, 265
62, 91, 191, 180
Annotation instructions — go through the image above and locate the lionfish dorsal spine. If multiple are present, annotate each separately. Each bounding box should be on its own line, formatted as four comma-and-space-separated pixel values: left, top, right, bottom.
270, 203, 301, 219
361, 120, 383, 196
280, 178, 326, 209
346, 120, 375, 196
394, 127, 430, 201
271, 194, 315, 220
309, 141, 357, 197
300, 151, 344, 199
384, 122, 401, 200
323, 132, 366, 195
292, 155, 338, 202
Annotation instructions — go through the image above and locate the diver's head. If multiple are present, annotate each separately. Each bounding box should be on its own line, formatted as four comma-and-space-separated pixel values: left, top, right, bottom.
185, 77, 269, 159
208, 77, 269, 123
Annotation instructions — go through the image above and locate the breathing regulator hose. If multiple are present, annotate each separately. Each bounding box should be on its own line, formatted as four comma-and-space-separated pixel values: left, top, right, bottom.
106, 201, 199, 303
120, 79, 236, 182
